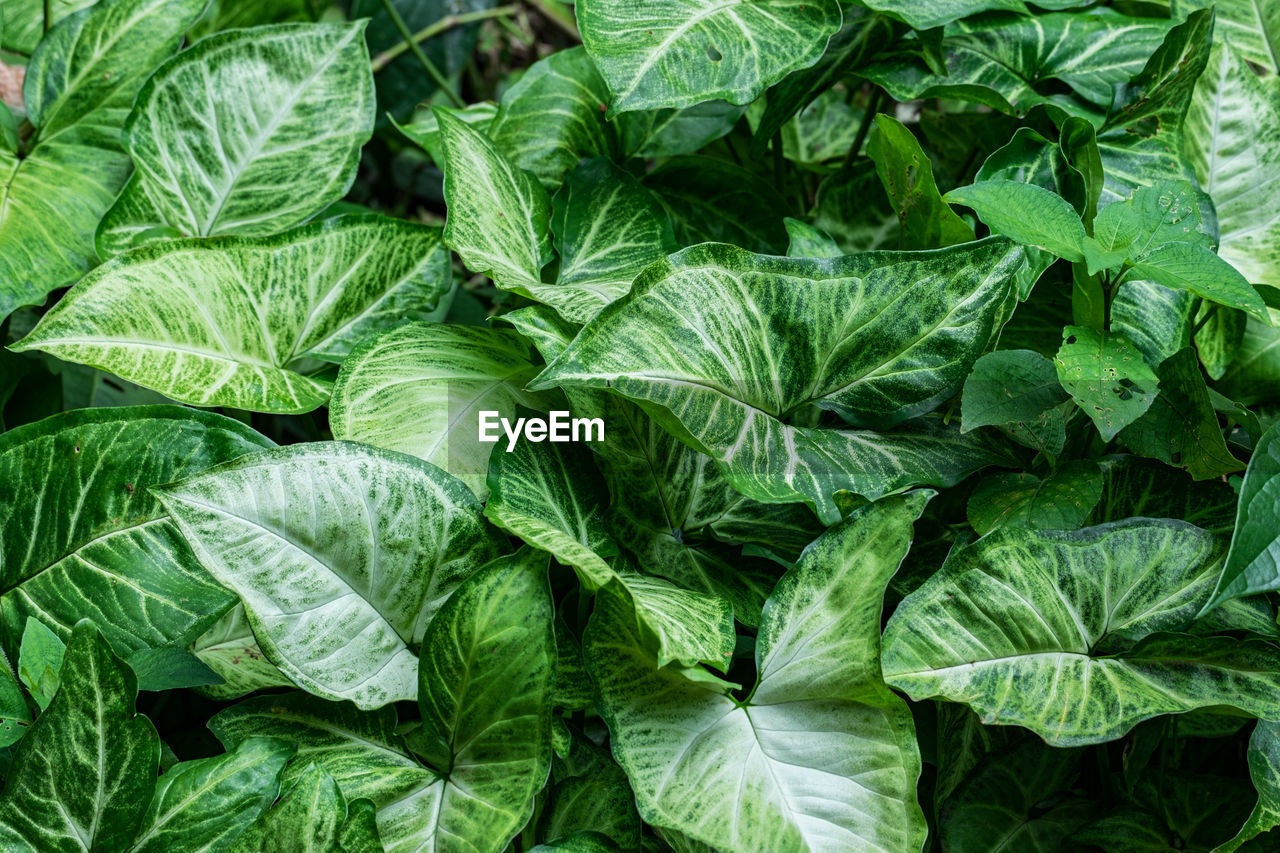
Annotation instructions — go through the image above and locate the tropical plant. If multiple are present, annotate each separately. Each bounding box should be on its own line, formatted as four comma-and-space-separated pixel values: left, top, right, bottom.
2, 0, 1280, 850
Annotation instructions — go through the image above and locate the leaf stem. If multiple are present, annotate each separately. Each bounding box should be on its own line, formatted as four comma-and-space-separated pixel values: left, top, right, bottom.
43, 0, 52, 33
371, 6, 520, 72
377, 0, 466, 108
844, 87, 884, 170
772, 129, 786, 197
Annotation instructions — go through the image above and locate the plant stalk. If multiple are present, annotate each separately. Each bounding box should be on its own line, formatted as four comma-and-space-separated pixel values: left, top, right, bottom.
526, 0, 580, 39
44, 0, 52, 33
371, 5, 519, 73
377, 0, 466, 108
844, 87, 884, 170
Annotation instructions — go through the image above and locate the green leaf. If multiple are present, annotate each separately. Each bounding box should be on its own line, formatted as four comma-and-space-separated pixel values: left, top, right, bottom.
779, 89, 861, 166
862, 12, 1170, 116
784, 218, 841, 259
1129, 243, 1268, 321
531, 240, 1025, 522
1, 0, 96, 55
337, 798, 383, 853
617, 101, 745, 159
1219, 307, 1280, 405
1195, 303, 1246, 381
414, 548, 556, 852
188, 605, 294, 701
966, 461, 1103, 535
541, 776, 642, 851
96, 21, 375, 256
1117, 347, 1242, 480
1216, 721, 1280, 852
484, 434, 736, 670
535, 157, 677, 323
859, 0, 1026, 31
394, 100, 497, 166
487, 47, 615, 192
14, 215, 451, 413
940, 739, 1095, 851
0, 622, 159, 852
577, 0, 843, 114
1090, 455, 1238, 536
960, 349, 1072, 454
129, 736, 293, 853
229, 763, 347, 853
1055, 325, 1160, 441
532, 833, 622, 853
1111, 279, 1196, 367
328, 322, 552, 499
0, 406, 271, 664
586, 494, 930, 852
1184, 42, 1280, 288
17, 618, 65, 710
644, 156, 790, 254
1173, 0, 1279, 74
879, 519, 1280, 746
945, 180, 1086, 261
0, 0, 206, 319
1084, 202, 1142, 273
209, 692, 437, 852
155, 442, 505, 709
1204, 422, 1280, 608
868, 114, 975, 250
0, 650, 30, 749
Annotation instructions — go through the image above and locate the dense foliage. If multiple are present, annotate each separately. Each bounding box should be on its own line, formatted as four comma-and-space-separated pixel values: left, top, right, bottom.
1, 0, 1280, 850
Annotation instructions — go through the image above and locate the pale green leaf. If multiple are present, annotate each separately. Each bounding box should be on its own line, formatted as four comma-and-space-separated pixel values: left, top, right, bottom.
0, 406, 271, 665
129, 736, 293, 853
437, 106, 553, 291
0, 0, 205, 319
859, 0, 1026, 31
1184, 42, 1280, 287
394, 101, 497, 167
1111, 279, 1196, 367
784, 218, 841, 259
577, 0, 843, 114
880, 519, 1280, 746
0, 622, 159, 852
541, 776, 641, 851
586, 494, 930, 852
1204, 422, 1280, 608
155, 442, 506, 709
1, 0, 96, 55
1055, 325, 1160, 441
96, 21, 374, 256
945, 180, 1086, 262
414, 548, 556, 853
329, 323, 552, 499
14, 215, 452, 413
487, 47, 615, 192
188, 605, 295, 702
531, 240, 1026, 522
1173, 0, 1279, 73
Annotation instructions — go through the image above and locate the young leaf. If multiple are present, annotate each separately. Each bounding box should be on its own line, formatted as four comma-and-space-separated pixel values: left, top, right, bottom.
0, 0, 206, 319
414, 548, 556, 852
14, 216, 452, 413
966, 461, 1103, 535
1128, 243, 1268, 321
577, 0, 843, 114
880, 519, 1280, 745
329, 323, 552, 499
0, 407, 271, 665
17, 618, 65, 710
532, 240, 1025, 522
539, 158, 677, 324
154, 442, 506, 709
945, 180, 1087, 261
961, 348, 1072, 454
1184, 42, 1280, 287
96, 21, 375, 256
1204, 422, 1280, 609
867, 114, 975, 250
585, 494, 931, 852
0, 621, 160, 851
129, 736, 293, 853
1055, 325, 1160, 441
436, 106, 554, 292
486, 47, 615, 191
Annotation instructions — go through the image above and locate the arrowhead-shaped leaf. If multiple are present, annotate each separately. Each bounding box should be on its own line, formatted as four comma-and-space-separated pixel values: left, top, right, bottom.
881, 519, 1280, 745
0, 406, 271, 664
229, 763, 347, 853
586, 494, 930, 852
0, 0, 205, 319
1204, 422, 1280, 609
329, 322, 552, 499
577, 0, 843, 114
531, 240, 1026, 522
96, 21, 374, 255
15, 215, 450, 414
155, 442, 506, 709
0, 621, 159, 851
